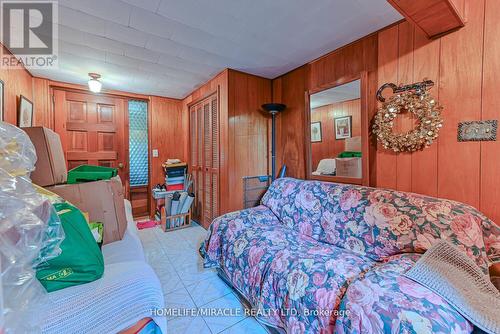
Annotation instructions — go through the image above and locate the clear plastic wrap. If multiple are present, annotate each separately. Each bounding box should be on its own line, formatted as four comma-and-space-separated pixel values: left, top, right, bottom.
0, 122, 65, 333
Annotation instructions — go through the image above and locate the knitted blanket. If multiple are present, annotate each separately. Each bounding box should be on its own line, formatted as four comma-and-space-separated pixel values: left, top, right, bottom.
404, 241, 500, 334
40, 261, 166, 334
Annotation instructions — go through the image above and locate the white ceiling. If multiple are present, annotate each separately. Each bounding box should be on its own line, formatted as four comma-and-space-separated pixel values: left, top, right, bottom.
27, 0, 401, 99
310, 79, 361, 109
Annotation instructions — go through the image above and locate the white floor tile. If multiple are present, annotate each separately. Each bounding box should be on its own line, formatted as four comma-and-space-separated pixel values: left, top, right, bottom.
140, 224, 269, 333
221, 317, 269, 334
167, 250, 201, 267
157, 270, 184, 295
187, 275, 232, 307
163, 287, 196, 320
176, 261, 218, 287
144, 249, 167, 264
201, 292, 247, 334
167, 316, 212, 334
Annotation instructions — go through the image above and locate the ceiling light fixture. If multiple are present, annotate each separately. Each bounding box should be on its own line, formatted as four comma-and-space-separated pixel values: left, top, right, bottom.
88, 73, 102, 93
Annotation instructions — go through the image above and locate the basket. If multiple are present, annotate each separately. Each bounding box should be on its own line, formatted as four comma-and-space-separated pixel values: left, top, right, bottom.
67, 165, 118, 184
160, 207, 191, 232
243, 175, 271, 209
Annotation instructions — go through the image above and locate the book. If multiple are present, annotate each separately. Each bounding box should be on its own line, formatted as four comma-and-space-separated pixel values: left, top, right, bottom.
166, 176, 185, 183
164, 162, 187, 169
166, 170, 185, 177
166, 184, 184, 191
166, 181, 184, 187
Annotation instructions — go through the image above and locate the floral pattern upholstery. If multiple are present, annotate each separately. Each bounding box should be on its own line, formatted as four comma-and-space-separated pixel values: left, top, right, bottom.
201, 178, 500, 333
202, 205, 376, 332
262, 178, 500, 273
335, 254, 473, 334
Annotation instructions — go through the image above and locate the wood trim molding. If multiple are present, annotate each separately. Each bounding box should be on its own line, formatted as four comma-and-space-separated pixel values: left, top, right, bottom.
186, 88, 218, 108
305, 71, 370, 186
386, 0, 466, 39
46, 79, 152, 101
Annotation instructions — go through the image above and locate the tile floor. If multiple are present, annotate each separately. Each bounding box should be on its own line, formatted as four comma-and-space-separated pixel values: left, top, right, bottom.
137, 223, 269, 334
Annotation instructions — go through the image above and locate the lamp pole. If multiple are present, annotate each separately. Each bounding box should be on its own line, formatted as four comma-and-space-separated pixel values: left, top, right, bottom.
262, 103, 286, 181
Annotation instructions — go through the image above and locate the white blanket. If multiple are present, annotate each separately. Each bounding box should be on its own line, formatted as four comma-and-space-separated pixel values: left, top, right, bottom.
41, 261, 166, 334
405, 241, 500, 334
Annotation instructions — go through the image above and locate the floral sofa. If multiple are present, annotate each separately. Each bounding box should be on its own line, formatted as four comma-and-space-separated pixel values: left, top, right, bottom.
201, 178, 500, 334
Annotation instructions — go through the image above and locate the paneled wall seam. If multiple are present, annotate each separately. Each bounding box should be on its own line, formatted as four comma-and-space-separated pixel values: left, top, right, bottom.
478, 0, 487, 211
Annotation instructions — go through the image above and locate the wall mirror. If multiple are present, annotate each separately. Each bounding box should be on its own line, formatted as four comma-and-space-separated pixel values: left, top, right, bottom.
306, 73, 369, 185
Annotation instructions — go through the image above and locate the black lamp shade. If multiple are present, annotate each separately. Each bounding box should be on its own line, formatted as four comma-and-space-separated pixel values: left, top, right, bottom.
262, 103, 286, 115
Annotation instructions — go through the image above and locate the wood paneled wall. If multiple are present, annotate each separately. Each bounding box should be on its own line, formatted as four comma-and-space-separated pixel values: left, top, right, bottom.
311, 99, 361, 169
182, 69, 271, 215
149, 96, 185, 214
272, 66, 309, 179
0, 46, 34, 125
375, 0, 492, 212
0, 50, 185, 217
272, 35, 378, 181
227, 70, 271, 212
272, 0, 500, 224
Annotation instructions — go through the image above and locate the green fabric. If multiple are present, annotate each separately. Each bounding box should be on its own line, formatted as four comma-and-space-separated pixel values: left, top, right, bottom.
89, 221, 104, 248
36, 202, 104, 292
338, 151, 362, 158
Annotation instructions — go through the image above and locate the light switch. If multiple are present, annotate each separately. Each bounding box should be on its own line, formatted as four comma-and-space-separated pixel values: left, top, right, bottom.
152, 149, 159, 158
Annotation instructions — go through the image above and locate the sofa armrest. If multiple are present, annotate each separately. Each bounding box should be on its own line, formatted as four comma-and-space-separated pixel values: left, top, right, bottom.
201, 205, 281, 268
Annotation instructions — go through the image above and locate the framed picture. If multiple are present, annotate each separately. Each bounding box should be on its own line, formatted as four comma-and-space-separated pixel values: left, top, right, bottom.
18, 95, 33, 127
335, 116, 352, 140
311, 122, 322, 142
0, 80, 3, 121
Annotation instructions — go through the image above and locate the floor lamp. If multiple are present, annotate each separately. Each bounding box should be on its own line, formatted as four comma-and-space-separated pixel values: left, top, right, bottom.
262, 103, 286, 181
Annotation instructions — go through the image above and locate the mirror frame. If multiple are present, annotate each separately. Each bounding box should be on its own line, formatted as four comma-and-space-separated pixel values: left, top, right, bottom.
305, 71, 370, 186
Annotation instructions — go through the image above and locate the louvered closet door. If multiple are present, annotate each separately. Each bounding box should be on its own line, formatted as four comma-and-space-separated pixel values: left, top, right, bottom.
202, 93, 219, 227
189, 102, 203, 222
189, 92, 219, 228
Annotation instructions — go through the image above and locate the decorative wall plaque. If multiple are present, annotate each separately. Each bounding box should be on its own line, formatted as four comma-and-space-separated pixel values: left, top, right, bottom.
457, 120, 497, 142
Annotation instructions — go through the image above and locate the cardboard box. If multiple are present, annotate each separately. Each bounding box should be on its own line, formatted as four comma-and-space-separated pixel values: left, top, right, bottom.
336, 157, 362, 178
345, 136, 362, 152
47, 176, 127, 244
24, 127, 67, 186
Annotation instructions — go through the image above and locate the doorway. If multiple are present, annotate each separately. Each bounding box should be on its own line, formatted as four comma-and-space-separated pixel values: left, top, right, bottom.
53, 88, 130, 198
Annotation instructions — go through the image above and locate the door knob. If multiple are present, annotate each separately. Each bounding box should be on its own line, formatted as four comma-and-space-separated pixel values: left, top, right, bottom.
118, 162, 124, 169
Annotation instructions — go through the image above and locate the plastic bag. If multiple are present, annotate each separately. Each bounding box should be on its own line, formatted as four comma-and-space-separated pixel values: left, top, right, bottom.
0, 122, 37, 177
0, 122, 65, 333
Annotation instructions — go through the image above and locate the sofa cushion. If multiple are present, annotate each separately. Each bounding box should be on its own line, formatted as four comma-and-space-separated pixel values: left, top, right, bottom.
335, 254, 473, 334
262, 178, 500, 272
201, 205, 375, 332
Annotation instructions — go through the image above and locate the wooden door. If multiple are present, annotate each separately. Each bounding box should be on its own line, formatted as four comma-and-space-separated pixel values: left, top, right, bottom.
53, 89, 130, 198
189, 92, 219, 228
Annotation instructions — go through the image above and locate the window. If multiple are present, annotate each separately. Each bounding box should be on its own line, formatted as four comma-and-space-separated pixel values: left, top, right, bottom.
128, 100, 149, 186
